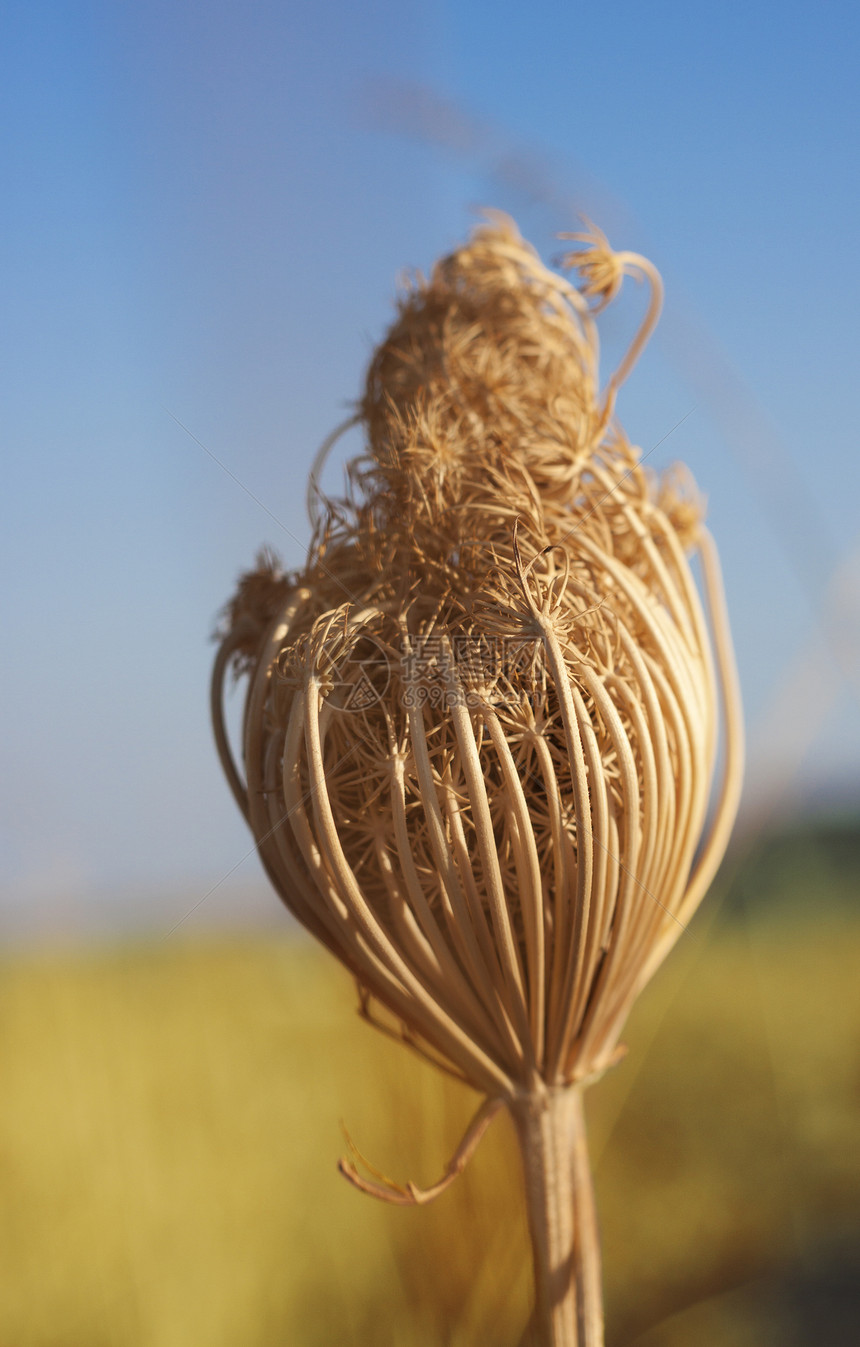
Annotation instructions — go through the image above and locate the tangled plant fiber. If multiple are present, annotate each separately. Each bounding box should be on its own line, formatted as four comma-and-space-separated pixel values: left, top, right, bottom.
212, 215, 744, 1346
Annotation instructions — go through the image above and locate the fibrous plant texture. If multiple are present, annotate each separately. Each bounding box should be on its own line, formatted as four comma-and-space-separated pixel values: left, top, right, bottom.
212, 215, 744, 1346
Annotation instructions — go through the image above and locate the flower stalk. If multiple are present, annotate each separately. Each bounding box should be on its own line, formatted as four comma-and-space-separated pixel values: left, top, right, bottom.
512, 1086, 602, 1346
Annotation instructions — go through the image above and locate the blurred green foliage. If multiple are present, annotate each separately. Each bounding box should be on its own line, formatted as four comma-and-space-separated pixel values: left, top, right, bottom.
1, 826, 859, 1345
717, 814, 860, 922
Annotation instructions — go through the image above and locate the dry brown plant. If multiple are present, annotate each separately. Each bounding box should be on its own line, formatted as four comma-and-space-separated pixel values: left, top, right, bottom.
211, 214, 744, 1345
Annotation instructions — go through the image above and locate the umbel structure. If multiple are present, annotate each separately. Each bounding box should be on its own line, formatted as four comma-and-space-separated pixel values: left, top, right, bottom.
212, 214, 744, 1347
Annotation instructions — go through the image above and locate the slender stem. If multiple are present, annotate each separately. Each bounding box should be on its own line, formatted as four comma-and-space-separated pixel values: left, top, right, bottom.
511, 1086, 603, 1347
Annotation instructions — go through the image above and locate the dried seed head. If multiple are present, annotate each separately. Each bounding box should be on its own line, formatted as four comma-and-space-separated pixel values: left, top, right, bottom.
213, 215, 743, 1106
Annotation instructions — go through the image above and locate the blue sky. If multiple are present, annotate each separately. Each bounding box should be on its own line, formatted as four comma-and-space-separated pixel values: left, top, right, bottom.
2, 0, 859, 934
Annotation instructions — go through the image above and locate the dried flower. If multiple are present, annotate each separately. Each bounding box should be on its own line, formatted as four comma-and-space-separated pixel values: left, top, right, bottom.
212, 215, 743, 1345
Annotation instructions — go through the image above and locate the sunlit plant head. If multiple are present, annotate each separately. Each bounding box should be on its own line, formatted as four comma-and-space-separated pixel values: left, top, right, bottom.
212, 214, 743, 1345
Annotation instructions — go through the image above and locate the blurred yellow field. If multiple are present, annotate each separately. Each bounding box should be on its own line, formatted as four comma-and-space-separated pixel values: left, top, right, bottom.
1, 903, 858, 1345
